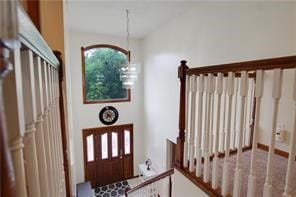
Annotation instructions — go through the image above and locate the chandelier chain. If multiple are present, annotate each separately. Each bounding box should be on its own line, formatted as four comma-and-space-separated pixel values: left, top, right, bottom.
126, 9, 130, 52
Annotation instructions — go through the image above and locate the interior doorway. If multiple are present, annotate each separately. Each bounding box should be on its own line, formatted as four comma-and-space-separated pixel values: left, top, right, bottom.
83, 124, 134, 188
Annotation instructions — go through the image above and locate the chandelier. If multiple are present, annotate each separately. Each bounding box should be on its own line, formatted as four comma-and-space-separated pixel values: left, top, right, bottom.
120, 9, 138, 89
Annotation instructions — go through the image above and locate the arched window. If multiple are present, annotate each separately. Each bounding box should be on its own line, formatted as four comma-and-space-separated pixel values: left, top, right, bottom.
81, 44, 131, 104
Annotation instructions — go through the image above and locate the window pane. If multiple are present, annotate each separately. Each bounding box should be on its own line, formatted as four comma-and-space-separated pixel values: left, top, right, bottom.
84, 47, 128, 102
112, 132, 118, 157
101, 133, 108, 159
124, 130, 131, 154
87, 134, 94, 162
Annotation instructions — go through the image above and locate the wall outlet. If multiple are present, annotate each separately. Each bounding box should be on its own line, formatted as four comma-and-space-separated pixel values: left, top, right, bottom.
275, 124, 285, 142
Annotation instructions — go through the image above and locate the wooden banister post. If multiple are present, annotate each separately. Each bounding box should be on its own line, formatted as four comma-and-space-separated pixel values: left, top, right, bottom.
175, 60, 188, 168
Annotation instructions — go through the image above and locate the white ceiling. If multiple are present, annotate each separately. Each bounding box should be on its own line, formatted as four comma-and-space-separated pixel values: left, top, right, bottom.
66, 1, 196, 39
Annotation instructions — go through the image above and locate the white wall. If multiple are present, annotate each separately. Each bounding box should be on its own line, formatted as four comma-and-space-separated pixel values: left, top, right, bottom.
294, 5, 296, 52
68, 30, 144, 183
141, 2, 296, 172
172, 169, 208, 197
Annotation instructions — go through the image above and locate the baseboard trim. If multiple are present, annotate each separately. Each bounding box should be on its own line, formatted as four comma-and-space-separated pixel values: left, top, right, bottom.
257, 143, 296, 160
130, 175, 139, 179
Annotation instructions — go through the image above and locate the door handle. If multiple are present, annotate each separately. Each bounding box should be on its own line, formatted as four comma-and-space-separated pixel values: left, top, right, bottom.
120, 149, 123, 159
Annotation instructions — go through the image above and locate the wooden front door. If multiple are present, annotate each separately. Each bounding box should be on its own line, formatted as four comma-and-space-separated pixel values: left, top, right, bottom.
83, 124, 134, 188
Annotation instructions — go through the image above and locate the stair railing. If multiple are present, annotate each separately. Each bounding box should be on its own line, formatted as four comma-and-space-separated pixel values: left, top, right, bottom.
0, 2, 67, 197
175, 56, 296, 197
125, 168, 174, 197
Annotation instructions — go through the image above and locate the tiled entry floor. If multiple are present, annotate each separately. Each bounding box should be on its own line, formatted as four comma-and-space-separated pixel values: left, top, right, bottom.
94, 178, 141, 197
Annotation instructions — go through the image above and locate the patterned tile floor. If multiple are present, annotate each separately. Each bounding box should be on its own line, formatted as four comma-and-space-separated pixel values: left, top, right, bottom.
94, 180, 130, 197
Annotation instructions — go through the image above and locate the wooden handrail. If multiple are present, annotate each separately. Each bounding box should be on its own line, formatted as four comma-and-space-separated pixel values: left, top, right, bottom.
18, 5, 59, 67
187, 55, 296, 75
125, 168, 174, 196
1, 5, 59, 67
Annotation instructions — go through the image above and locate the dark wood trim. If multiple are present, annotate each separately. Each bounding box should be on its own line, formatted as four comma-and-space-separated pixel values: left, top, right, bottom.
175, 60, 188, 168
203, 72, 255, 78
125, 169, 174, 196
81, 45, 131, 104
54, 51, 71, 197
183, 145, 252, 166
82, 123, 133, 134
0, 43, 17, 197
82, 95, 131, 104
25, 0, 41, 31
130, 175, 139, 179
187, 55, 296, 75
83, 44, 129, 55
257, 143, 296, 160
213, 145, 252, 161
174, 167, 227, 197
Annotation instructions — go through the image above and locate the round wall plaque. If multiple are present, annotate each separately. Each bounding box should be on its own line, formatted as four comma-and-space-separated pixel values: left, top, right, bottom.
99, 106, 119, 125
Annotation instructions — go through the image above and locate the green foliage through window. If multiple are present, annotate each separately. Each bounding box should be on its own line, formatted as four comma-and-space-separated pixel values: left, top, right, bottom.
83, 47, 128, 102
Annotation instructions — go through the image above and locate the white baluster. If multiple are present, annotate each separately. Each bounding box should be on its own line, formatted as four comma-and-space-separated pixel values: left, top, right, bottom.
212, 73, 223, 189
53, 68, 62, 196
203, 74, 214, 182
231, 78, 238, 149
242, 86, 249, 147
220, 77, 228, 152
282, 69, 296, 197
246, 79, 255, 147
233, 71, 249, 196
52, 68, 62, 195
48, 65, 59, 196
21, 50, 41, 197
4, 48, 27, 197
34, 56, 50, 197
209, 78, 215, 155
195, 74, 204, 177
42, 61, 54, 196
247, 70, 264, 197
53, 67, 62, 196
221, 72, 234, 196
263, 69, 283, 197
189, 75, 197, 172
183, 76, 190, 168
152, 182, 156, 196
56, 70, 66, 196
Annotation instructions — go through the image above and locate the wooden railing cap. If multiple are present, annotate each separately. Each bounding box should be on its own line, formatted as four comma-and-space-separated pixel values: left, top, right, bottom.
125, 168, 174, 195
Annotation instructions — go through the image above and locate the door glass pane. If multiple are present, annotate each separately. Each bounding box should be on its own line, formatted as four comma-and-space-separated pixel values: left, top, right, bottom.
112, 132, 118, 157
86, 134, 94, 162
101, 133, 108, 159
124, 130, 131, 154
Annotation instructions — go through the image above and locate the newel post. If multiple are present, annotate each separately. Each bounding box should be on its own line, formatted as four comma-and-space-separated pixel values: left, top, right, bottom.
175, 60, 188, 168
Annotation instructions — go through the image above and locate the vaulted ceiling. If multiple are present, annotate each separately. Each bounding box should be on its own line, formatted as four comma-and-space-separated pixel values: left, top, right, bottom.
67, 1, 196, 38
